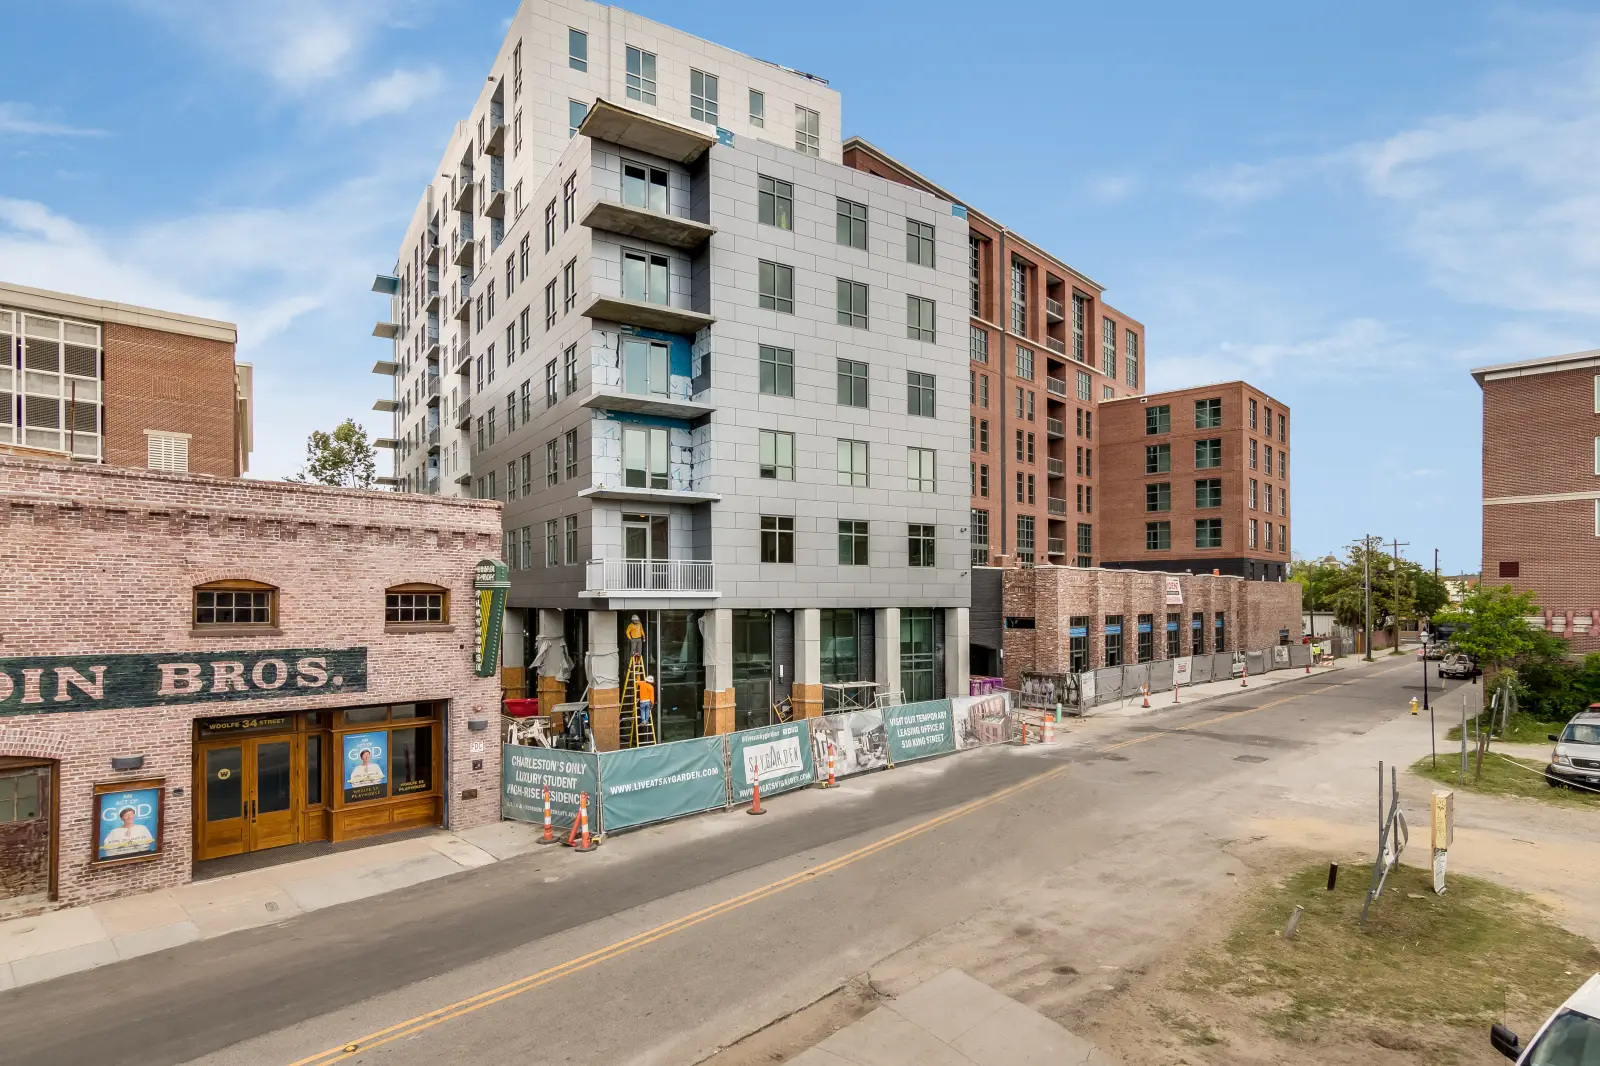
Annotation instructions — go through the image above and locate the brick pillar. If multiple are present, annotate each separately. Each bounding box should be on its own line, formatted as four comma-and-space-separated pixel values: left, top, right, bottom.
945, 607, 969, 698
702, 607, 735, 734
587, 609, 620, 751
875, 607, 901, 702
793, 607, 823, 718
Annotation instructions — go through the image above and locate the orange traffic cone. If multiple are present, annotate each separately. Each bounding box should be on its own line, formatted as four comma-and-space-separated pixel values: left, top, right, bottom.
1241, 662, 1248, 687
539, 785, 557, 845
1043, 714, 1055, 743
1141, 684, 1150, 708
569, 792, 596, 852
826, 741, 837, 788
748, 760, 766, 815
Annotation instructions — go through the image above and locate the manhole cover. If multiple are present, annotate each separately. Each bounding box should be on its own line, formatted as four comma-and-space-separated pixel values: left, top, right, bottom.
1234, 754, 1268, 763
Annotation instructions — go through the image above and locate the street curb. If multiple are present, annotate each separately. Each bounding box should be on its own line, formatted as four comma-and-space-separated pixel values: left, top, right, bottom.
1077, 661, 1353, 722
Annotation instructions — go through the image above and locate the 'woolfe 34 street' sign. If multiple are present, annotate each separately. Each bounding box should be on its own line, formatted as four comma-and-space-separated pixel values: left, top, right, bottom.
0, 648, 369, 716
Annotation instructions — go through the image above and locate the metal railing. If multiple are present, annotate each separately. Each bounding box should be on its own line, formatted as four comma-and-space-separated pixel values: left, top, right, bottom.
424, 373, 440, 401
426, 476, 440, 495
1045, 298, 1064, 320
1046, 417, 1065, 438
1047, 458, 1065, 477
584, 558, 717, 594
1047, 497, 1067, 515
427, 425, 440, 448
1048, 538, 1066, 555
1046, 336, 1066, 355
1046, 377, 1068, 397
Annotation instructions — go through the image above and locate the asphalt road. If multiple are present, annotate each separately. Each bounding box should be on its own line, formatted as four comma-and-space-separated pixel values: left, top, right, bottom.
0, 658, 1460, 1066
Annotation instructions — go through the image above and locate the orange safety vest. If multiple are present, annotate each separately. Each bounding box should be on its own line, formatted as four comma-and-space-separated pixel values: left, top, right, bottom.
626, 622, 645, 640
638, 681, 655, 703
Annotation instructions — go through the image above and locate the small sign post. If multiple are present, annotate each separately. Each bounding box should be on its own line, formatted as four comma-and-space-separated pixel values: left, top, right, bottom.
1431, 789, 1454, 894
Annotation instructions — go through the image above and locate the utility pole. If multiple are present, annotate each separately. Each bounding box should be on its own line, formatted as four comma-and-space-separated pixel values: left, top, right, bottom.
1390, 537, 1410, 654
1363, 534, 1374, 661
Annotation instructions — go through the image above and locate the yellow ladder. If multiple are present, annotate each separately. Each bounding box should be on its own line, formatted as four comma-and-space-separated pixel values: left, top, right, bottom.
619, 653, 657, 747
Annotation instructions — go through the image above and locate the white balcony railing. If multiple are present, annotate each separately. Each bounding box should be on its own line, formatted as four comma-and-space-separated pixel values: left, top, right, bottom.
584, 558, 717, 595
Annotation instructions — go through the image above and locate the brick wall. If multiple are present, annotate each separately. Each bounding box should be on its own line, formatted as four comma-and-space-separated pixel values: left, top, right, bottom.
1000, 565, 1302, 685
103, 322, 238, 477
0, 457, 505, 906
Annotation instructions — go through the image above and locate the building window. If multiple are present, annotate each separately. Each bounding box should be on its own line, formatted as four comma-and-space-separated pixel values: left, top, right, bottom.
1068, 615, 1090, 672
1249, 439, 1259, 470
1249, 479, 1258, 509
837, 439, 869, 486
759, 429, 794, 480
979, 374, 989, 407
568, 28, 588, 71
622, 425, 668, 489
1249, 518, 1259, 548
1145, 404, 1170, 435
1124, 329, 1139, 388
622, 250, 667, 304
758, 260, 794, 312
1195, 478, 1223, 508
758, 176, 793, 229
1076, 522, 1093, 567
145, 431, 190, 472
1195, 438, 1222, 468
487, 408, 497, 445
1017, 515, 1036, 564
1101, 317, 1116, 378
1278, 413, 1286, 442
795, 105, 820, 156
562, 343, 578, 395
1248, 398, 1258, 430
1146, 482, 1170, 512
506, 389, 518, 434
544, 279, 557, 329
971, 508, 989, 566
545, 360, 558, 406
563, 173, 576, 229
1105, 616, 1124, 667
836, 198, 868, 249
193, 580, 275, 628
546, 439, 559, 486
1195, 398, 1222, 429
543, 200, 557, 252
1166, 613, 1180, 658
908, 446, 936, 491
1214, 612, 1227, 652
569, 99, 587, 137
1195, 518, 1223, 549
621, 337, 669, 397
837, 358, 869, 407
761, 516, 795, 563
749, 88, 765, 127
979, 463, 989, 496
907, 295, 936, 342
565, 429, 578, 480
1146, 443, 1171, 474
906, 218, 935, 267
838, 520, 869, 564
1010, 259, 1028, 335
625, 46, 657, 104
1071, 292, 1087, 362
1015, 346, 1035, 382
1264, 485, 1273, 514
1075, 369, 1091, 401
760, 345, 794, 396
837, 279, 869, 328
907, 370, 936, 416
545, 520, 559, 567
1146, 521, 1171, 551
970, 325, 989, 363
908, 524, 936, 567
564, 515, 579, 564
969, 235, 983, 316
623, 162, 668, 212
689, 69, 718, 124
979, 419, 989, 452
1265, 522, 1275, 551
1192, 612, 1206, 654
386, 584, 447, 624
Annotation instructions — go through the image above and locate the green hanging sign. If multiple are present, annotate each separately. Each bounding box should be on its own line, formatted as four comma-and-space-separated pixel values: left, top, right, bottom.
473, 559, 510, 679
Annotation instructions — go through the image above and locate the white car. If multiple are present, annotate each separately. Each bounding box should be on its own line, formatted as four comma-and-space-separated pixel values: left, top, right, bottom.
1492, 973, 1600, 1062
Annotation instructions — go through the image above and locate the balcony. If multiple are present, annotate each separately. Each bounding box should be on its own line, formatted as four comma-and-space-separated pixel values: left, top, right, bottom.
453, 175, 474, 213
453, 236, 474, 268
372, 399, 397, 413
578, 98, 718, 164
581, 558, 719, 599
427, 476, 441, 495
1045, 298, 1064, 322
371, 274, 400, 296
454, 293, 472, 323
424, 287, 440, 314
426, 425, 440, 451
1046, 417, 1064, 438
372, 360, 397, 376
424, 372, 441, 403
1047, 497, 1067, 516
582, 294, 715, 336
454, 396, 472, 429
583, 384, 715, 420
452, 343, 471, 377
1046, 336, 1066, 356
454, 470, 472, 485
578, 484, 722, 505
1046, 377, 1068, 398
1047, 458, 1065, 478
425, 239, 441, 266
581, 201, 715, 251
1048, 538, 1066, 556
372, 321, 399, 339
373, 437, 397, 449
484, 106, 506, 157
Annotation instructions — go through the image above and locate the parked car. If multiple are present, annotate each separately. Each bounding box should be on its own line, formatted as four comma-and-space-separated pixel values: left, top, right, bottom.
1438, 652, 1480, 679
1418, 642, 1448, 660
1491, 972, 1600, 1062
1545, 710, 1600, 791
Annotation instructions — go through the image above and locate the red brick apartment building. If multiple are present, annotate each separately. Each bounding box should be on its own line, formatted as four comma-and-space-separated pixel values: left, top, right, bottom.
1474, 349, 1600, 652
1, 281, 253, 476
1099, 382, 1291, 581
843, 140, 1146, 570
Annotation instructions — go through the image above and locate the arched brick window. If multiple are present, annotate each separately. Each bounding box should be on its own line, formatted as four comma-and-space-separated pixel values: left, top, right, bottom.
386, 583, 448, 625
193, 579, 277, 628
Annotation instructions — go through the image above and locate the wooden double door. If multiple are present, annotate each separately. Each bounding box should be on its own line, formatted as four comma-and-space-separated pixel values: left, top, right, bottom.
196, 735, 299, 860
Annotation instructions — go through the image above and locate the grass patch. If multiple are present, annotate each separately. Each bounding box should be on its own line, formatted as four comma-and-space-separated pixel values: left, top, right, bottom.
1411, 753, 1600, 808
1183, 861, 1600, 1041
1445, 711, 1567, 745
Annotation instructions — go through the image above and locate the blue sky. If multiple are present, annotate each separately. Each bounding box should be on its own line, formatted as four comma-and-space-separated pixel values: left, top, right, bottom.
3, 1, 1597, 575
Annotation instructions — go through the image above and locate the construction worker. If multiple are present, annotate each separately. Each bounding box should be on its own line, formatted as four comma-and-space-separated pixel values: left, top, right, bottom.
625, 614, 645, 660
638, 674, 656, 729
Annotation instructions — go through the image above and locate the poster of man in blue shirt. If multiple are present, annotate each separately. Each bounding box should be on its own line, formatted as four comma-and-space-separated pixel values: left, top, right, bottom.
343, 731, 388, 803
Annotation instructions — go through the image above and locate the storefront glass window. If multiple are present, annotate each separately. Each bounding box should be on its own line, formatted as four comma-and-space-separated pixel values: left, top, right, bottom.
900, 608, 939, 703
306, 735, 323, 806
391, 727, 433, 796
733, 609, 773, 731
344, 706, 387, 724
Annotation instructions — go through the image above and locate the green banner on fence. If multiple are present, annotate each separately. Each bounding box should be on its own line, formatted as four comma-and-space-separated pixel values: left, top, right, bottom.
597, 736, 726, 832
502, 745, 602, 832
883, 699, 956, 764
729, 720, 814, 803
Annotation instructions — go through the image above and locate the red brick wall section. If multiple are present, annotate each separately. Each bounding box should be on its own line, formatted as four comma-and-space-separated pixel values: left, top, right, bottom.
1000, 566, 1302, 687
1483, 500, 1600, 653
0, 456, 505, 906
102, 322, 238, 477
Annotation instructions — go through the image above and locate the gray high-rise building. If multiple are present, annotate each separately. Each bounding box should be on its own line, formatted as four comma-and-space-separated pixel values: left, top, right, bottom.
373, 1, 970, 746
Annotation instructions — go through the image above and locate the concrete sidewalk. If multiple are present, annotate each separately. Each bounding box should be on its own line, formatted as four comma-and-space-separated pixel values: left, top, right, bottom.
791, 969, 1118, 1066
1081, 651, 1377, 720
0, 820, 548, 992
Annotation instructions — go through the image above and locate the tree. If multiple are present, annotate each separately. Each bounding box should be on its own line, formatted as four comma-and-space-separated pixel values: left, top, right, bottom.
1433, 584, 1545, 681
290, 419, 378, 489
1413, 569, 1451, 619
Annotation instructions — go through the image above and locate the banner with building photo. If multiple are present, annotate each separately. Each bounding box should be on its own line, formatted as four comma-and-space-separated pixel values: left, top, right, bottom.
951, 692, 1016, 749
502, 745, 602, 832
883, 700, 956, 764
729, 721, 813, 803
810, 708, 887, 778
598, 736, 726, 831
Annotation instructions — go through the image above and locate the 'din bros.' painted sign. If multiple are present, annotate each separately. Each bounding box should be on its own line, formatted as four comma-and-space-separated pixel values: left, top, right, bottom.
0, 648, 368, 717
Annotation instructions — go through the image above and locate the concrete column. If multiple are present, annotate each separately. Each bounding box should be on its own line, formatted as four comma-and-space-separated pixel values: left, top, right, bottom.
500, 608, 527, 699
702, 607, 735, 734
535, 608, 568, 726
875, 607, 901, 701
793, 608, 823, 718
945, 607, 969, 699
587, 609, 620, 751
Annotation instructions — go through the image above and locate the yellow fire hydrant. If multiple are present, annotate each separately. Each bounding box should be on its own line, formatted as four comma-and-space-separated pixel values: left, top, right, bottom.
1410, 696, 1419, 715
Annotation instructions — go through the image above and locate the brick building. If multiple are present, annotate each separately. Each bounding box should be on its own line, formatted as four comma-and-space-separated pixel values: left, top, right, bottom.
0, 457, 504, 908
841, 139, 1146, 570
1474, 349, 1600, 652
1, 281, 253, 477
1098, 382, 1291, 580
996, 566, 1302, 688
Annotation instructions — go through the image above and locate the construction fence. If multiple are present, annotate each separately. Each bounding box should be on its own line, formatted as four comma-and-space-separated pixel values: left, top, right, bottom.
501, 694, 1026, 836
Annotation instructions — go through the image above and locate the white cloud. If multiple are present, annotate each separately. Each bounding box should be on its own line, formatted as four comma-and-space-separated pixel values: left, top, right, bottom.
0, 102, 106, 138
344, 66, 445, 123
1085, 173, 1139, 204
